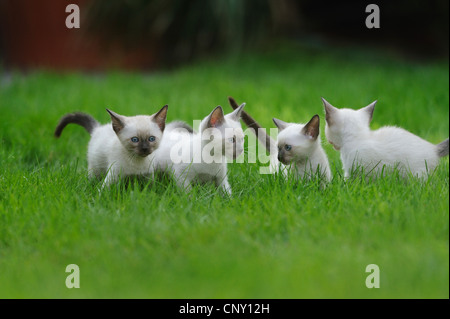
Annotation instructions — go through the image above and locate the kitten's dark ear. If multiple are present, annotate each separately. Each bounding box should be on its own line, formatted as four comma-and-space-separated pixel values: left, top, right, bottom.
359, 100, 377, 123
302, 115, 320, 140
273, 118, 289, 132
321, 97, 338, 125
229, 102, 246, 121
153, 104, 168, 132
106, 109, 125, 134
207, 106, 225, 128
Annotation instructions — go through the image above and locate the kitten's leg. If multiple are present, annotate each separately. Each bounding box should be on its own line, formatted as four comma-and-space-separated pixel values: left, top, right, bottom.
88, 170, 96, 179
343, 162, 351, 179
344, 170, 350, 179
88, 162, 102, 180
101, 167, 119, 190
173, 168, 193, 193
264, 153, 279, 175
145, 165, 157, 182
216, 175, 232, 197
177, 178, 193, 193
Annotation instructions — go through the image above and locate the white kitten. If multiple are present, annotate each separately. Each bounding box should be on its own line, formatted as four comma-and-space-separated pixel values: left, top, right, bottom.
152, 104, 245, 196
228, 97, 331, 180
323, 98, 449, 178
273, 115, 332, 181
55, 105, 168, 188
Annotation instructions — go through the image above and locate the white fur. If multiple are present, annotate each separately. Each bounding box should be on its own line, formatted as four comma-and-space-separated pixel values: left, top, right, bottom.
88, 113, 165, 188
324, 99, 442, 178
151, 105, 245, 196
275, 120, 332, 181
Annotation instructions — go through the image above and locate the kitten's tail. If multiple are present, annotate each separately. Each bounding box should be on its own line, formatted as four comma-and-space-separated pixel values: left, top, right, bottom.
227, 96, 277, 154
436, 138, 449, 157
54, 112, 100, 137
165, 121, 194, 134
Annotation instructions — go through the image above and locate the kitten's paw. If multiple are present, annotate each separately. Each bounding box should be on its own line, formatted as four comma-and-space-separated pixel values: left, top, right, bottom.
97, 186, 103, 196
219, 186, 232, 198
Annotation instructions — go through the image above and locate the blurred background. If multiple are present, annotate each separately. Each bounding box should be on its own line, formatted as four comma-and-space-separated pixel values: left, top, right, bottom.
0, 0, 448, 71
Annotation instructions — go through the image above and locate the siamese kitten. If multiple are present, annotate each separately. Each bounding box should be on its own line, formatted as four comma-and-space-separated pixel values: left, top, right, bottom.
152, 104, 245, 196
54, 105, 168, 188
273, 115, 332, 180
228, 97, 331, 181
322, 98, 449, 178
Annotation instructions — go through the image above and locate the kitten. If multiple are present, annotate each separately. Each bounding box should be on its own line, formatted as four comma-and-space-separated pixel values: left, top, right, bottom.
273, 115, 332, 180
54, 105, 168, 188
228, 97, 331, 181
322, 98, 449, 178
152, 103, 245, 196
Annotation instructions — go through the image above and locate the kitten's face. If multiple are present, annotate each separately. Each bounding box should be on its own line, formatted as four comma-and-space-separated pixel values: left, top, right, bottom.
107, 105, 168, 158
274, 115, 320, 165
201, 104, 245, 160
322, 98, 376, 150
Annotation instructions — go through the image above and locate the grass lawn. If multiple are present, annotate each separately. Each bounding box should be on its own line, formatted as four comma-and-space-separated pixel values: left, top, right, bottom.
0, 43, 448, 298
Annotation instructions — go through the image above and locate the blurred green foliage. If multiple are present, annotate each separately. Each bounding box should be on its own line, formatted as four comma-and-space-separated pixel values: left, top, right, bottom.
85, 0, 288, 64
84, 0, 448, 66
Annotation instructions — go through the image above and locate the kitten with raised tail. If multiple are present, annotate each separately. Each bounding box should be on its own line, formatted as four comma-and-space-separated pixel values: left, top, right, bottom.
54, 105, 168, 188
322, 98, 449, 178
228, 97, 331, 181
152, 103, 245, 196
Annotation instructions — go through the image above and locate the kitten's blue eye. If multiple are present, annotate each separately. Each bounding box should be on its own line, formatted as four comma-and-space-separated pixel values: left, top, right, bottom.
131, 137, 139, 143
228, 137, 236, 143
285, 145, 292, 151
148, 136, 156, 142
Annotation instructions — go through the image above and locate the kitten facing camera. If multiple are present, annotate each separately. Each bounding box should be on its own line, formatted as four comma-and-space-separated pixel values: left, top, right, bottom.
151, 103, 246, 196
54, 105, 168, 188
322, 98, 449, 178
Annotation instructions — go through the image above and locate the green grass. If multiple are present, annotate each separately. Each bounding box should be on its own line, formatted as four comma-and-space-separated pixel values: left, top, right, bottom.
0, 43, 448, 298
